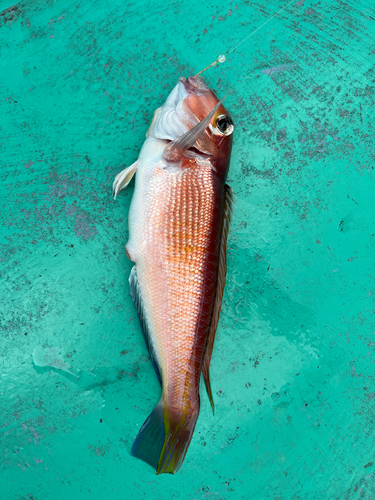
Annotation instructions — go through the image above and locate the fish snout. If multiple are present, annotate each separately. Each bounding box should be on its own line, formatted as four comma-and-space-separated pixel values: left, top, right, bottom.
180, 76, 210, 95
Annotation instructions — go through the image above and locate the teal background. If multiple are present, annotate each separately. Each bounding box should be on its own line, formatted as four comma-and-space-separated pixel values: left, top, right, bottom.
1, 0, 375, 498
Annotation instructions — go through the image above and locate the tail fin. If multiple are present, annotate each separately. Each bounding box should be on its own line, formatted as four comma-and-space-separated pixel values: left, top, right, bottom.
131, 399, 199, 474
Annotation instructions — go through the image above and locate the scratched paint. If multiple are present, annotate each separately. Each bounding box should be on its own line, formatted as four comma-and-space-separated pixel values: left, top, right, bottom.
1, 0, 375, 498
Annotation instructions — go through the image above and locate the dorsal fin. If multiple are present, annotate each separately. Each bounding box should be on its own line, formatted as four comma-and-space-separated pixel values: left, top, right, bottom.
202, 184, 234, 414
129, 266, 162, 385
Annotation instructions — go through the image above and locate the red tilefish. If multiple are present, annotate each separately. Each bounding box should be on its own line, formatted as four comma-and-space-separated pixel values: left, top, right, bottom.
113, 75, 234, 474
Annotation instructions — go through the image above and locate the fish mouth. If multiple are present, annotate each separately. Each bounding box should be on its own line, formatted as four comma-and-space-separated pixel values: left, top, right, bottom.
179, 76, 210, 96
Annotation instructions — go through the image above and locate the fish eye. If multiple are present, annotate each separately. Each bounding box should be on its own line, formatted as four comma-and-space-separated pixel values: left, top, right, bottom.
215, 114, 234, 136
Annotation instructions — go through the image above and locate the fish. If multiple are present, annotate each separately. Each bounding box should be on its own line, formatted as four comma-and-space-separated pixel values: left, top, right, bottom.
113, 75, 234, 474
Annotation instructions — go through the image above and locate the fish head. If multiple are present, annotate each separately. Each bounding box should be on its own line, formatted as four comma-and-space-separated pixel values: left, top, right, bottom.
148, 75, 233, 178
179, 76, 233, 172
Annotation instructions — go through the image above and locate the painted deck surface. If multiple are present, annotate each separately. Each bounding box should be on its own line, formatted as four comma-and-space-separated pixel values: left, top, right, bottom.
1, 0, 375, 498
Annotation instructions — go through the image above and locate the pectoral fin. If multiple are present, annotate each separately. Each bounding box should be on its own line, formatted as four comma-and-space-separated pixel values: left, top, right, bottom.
112, 161, 138, 199
202, 184, 235, 414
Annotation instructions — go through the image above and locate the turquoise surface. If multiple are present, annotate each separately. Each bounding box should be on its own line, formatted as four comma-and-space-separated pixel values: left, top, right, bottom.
1, 0, 375, 498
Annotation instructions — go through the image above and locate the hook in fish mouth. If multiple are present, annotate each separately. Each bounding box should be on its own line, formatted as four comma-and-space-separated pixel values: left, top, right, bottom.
179, 76, 210, 95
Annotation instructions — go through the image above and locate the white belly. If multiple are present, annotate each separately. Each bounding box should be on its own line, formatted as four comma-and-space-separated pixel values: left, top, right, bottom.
125, 137, 167, 263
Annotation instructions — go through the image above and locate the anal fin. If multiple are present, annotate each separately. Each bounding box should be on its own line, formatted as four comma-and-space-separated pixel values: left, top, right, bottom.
112, 161, 138, 199
129, 266, 162, 385
202, 184, 235, 414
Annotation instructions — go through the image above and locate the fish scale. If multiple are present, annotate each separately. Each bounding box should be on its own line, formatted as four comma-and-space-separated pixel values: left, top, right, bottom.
160, 167, 215, 397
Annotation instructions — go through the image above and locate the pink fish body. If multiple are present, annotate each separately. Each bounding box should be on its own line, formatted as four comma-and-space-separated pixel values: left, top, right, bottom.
113, 76, 234, 474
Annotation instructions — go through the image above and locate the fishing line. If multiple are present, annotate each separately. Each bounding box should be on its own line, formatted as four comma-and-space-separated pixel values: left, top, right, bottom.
195, 0, 295, 77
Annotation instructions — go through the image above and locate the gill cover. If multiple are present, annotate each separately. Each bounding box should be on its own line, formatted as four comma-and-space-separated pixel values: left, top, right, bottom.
163, 96, 228, 163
